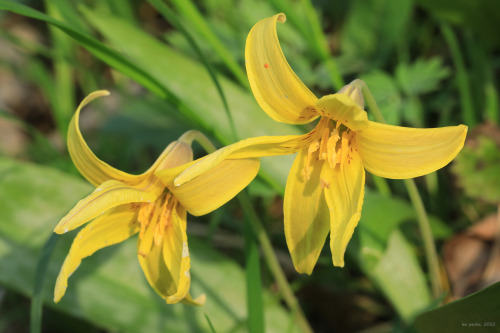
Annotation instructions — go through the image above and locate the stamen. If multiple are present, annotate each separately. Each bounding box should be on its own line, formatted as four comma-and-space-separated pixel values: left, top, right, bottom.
326, 129, 340, 168
302, 140, 319, 181
319, 128, 330, 160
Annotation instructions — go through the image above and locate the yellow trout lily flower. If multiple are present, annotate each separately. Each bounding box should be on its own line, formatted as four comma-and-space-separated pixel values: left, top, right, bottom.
54, 91, 259, 304
174, 14, 467, 274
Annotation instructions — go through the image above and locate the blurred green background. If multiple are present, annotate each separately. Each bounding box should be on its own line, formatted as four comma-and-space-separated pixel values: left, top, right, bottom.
1, 0, 500, 332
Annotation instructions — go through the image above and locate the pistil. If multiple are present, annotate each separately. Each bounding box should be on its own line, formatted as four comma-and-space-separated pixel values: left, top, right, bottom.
137, 192, 175, 257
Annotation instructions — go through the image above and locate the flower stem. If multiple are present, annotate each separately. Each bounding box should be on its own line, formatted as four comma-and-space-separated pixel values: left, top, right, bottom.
238, 191, 313, 333
178, 130, 217, 153
357, 79, 443, 299
403, 179, 442, 298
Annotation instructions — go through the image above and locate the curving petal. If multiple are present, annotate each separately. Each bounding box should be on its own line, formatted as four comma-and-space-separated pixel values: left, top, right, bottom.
246, 13, 318, 124
173, 134, 310, 186
284, 149, 330, 274
54, 180, 157, 234
162, 158, 260, 216
138, 205, 203, 304
316, 94, 369, 131
68, 91, 140, 186
322, 150, 365, 267
54, 205, 138, 302
357, 122, 467, 179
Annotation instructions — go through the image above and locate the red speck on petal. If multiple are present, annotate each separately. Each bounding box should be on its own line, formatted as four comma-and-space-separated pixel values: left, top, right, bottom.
264, 63, 270, 68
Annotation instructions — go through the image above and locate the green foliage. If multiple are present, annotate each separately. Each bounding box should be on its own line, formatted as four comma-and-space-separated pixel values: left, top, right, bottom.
341, 0, 412, 69
362, 58, 450, 126
453, 136, 500, 203
396, 58, 450, 96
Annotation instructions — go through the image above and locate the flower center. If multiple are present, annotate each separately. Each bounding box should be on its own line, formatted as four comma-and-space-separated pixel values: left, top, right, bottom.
137, 192, 176, 257
302, 117, 357, 182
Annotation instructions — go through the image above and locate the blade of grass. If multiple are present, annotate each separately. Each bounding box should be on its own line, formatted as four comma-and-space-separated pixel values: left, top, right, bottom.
204, 314, 217, 333
30, 233, 59, 333
243, 205, 265, 333
169, 0, 249, 89
440, 24, 476, 127
45, 0, 75, 138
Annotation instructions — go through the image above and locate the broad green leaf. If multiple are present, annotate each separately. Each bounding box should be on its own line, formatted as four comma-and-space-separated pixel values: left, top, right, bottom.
395, 58, 450, 96
0, 157, 297, 333
372, 230, 432, 323
414, 281, 500, 333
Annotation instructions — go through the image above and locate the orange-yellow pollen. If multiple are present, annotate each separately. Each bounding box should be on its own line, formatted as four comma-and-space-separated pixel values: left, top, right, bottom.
301, 120, 357, 181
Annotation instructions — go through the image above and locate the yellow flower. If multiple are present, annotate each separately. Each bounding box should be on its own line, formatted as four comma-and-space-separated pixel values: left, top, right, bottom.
174, 14, 467, 274
54, 91, 259, 304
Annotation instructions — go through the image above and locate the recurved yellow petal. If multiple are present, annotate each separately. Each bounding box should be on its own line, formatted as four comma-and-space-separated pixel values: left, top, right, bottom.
284, 149, 330, 274
68, 91, 140, 186
174, 134, 309, 186
357, 122, 467, 179
316, 94, 369, 131
246, 13, 318, 124
164, 158, 260, 216
54, 180, 157, 234
181, 293, 207, 306
322, 151, 365, 267
54, 205, 138, 302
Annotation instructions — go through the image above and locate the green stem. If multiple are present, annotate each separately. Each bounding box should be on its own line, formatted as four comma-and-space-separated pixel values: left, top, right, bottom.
404, 179, 442, 298
440, 24, 476, 127
238, 191, 313, 333
357, 79, 443, 299
178, 130, 217, 153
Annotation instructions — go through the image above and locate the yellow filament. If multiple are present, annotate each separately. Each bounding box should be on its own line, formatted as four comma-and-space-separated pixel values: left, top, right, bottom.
340, 132, 349, 166
302, 140, 320, 181
326, 133, 339, 168
319, 128, 330, 160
